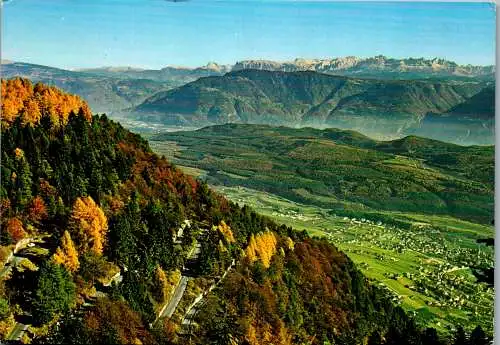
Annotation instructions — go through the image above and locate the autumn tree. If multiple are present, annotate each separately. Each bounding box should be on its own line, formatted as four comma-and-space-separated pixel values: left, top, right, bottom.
53, 231, 80, 273
217, 220, 235, 244
152, 265, 168, 303
1, 78, 92, 128
5, 218, 27, 242
28, 196, 48, 222
12, 148, 32, 210
69, 196, 108, 255
21, 98, 42, 127
246, 234, 258, 263
0, 199, 11, 220
151, 265, 181, 305
1, 78, 32, 126
245, 231, 278, 268
83, 297, 153, 345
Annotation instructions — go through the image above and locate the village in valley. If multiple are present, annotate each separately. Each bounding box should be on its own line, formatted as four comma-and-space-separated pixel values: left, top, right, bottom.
214, 185, 494, 336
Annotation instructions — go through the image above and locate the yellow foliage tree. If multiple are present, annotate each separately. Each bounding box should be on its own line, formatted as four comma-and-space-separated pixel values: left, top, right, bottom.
153, 265, 168, 303
245, 234, 258, 263
0, 314, 15, 339
153, 266, 181, 305
69, 196, 108, 255
14, 148, 24, 159
53, 231, 80, 273
244, 231, 278, 268
217, 220, 235, 243
261, 323, 273, 343
246, 324, 259, 345
1, 78, 92, 128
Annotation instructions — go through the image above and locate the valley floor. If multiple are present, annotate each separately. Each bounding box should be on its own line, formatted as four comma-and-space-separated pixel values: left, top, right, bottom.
207, 185, 494, 336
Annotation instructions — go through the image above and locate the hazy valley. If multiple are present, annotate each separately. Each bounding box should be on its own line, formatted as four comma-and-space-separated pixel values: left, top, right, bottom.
2, 57, 494, 145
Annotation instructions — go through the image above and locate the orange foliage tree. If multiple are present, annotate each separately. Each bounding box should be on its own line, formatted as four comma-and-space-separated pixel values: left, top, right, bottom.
28, 196, 48, 222
53, 231, 80, 273
1, 78, 32, 125
1, 77, 92, 128
69, 196, 108, 255
21, 98, 42, 127
5, 218, 27, 242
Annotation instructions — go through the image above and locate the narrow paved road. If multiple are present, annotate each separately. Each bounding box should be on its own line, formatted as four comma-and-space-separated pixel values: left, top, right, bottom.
161, 275, 190, 318
6, 322, 28, 341
156, 239, 202, 321
3, 237, 50, 342
180, 259, 235, 334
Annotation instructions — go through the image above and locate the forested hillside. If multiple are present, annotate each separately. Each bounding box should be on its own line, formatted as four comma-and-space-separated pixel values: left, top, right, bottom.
154, 124, 494, 224
0, 79, 490, 344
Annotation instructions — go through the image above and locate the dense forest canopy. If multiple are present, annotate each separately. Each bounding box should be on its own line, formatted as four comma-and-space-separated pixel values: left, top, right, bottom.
0, 79, 491, 344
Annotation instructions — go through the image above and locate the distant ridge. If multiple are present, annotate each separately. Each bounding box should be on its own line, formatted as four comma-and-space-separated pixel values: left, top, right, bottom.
134, 68, 494, 145
4, 55, 493, 81
232, 55, 495, 79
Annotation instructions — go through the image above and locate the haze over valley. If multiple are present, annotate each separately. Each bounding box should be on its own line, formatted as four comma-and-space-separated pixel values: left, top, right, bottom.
2, 56, 495, 145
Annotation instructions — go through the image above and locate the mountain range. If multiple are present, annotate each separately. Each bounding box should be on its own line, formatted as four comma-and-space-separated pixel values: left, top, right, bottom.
76, 55, 497, 81
1, 61, 177, 113
233, 56, 495, 80
2, 56, 494, 112
2, 57, 495, 144
76, 62, 232, 82
134, 69, 494, 144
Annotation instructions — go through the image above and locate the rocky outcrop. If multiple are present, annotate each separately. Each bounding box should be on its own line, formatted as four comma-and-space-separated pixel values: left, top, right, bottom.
232, 55, 495, 78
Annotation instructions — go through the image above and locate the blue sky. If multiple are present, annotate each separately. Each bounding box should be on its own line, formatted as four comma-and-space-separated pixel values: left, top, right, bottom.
2, 0, 496, 69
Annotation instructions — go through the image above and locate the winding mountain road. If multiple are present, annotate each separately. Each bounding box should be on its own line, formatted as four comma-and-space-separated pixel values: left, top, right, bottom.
6, 322, 28, 342
154, 228, 236, 336
156, 239, 202, 322
161, 276, 190, 318
180, 259, 235, 334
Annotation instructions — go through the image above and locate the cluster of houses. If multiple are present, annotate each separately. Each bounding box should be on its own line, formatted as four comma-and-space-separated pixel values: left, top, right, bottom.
322, 215, 494, 333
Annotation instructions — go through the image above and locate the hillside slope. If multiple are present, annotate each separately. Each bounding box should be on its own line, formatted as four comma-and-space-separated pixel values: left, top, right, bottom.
1, 62, 177, 113
135, 70, 491, 144
2, 79, 489, 344
154, 124, 494, 224
404, 87, 495, 145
